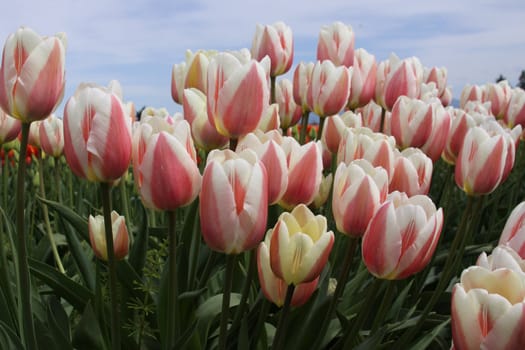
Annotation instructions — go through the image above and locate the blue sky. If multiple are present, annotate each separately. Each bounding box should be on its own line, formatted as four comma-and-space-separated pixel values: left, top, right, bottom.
2, 0, 525, 115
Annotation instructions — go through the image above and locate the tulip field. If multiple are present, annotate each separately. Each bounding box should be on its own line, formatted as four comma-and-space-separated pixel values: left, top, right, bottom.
2, 21, 525, 350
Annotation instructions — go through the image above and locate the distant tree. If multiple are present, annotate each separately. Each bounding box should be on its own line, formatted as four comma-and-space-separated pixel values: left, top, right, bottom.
496, 74, 507, 83
519, 70, 525, 90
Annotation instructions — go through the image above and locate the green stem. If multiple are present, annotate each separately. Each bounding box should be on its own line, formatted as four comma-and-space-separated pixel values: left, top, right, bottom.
299, 111, 310, 144
218, 254, 236, 350
166, 210, 178, 348
15, 122, 38, 350
67, 163, 74, 207
38, 154, 65, 274
0, 207, 17, 330
317, 116, 326, 142
395, 195, 480, 348
54, 157, 63, 203
371, 280, 396, 333
270, 75, 276, 104
272, 284, 296, 350
379, 107, 386, 133
100, 182, 121, 350
250, 298, 270, 349
341, 278, 381, 348
118, 177, 132, 245
312, 236, 358, 349
2, 152, 8, 211
230, 250, 256, 335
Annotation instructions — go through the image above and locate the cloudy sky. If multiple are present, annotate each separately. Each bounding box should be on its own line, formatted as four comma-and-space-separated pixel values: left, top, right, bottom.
2, 0, 524, 115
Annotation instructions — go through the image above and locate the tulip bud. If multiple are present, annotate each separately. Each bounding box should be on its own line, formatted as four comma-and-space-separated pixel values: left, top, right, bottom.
251, 22, 294, 77
499, 202, 525, 259
39, 114, 64, 157
306, 60, 350, 117
0, 110, 21, 144
316, 22, 355, 67
89, 211, 129, 261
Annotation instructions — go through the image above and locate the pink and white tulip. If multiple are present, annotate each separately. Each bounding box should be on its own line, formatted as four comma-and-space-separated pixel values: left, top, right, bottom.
316, 22, 355, 67
362, 191, 443, 279
321, 111, 362, 154
89, 210, 129, 261
347, 48, 377, 110
39, 113, 64, 157
293, 62, 314, 113
0, 109, 21, 144
499, 202, 525, 259
251, 22, 294, 77
307, 60, 351, 117
0, 27, 66, 122
389, 148, 433, 196
275, 79, 302, 129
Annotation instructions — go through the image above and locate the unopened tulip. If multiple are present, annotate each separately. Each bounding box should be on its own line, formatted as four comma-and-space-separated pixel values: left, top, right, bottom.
362, 191, 443, 279
356, 100, 383, 132
376, 54, 423, 111
28, 120, 42, 148
89, 211, 129, 261
0, 109, 21, 144
39, 114, 64, 157
451, 262, 525, 349
389, 148, 433, 196
268, 204, 334, 285
200, 149, 268, 254
257, 235, 318, 307
455, 122, 509, 195
207, 53, 270, 138
477, 244, 525, 273
278, 137, 323, 210
499, 202, 525, 259
348, 48, 377, 110
460, 84, 484, 109
442, 108, 482, 164
316, 22, 355, 67
307, 60, 350, 117
0, 27, 66, 122
257, 103, 280, 132
133, 115, 201, 211
424, 66, 448, 100
275, 79, 302, 129
63, 82, 132, 183
251, 22, 294, 77
504, 88, 525, 131
183, 88, 228, 151
337, 127, 396, 178
293, 62, 314, 113
485, 80, 512, 119
321, 111, 362, 154
332, 159, 389, 237
237, 131, 288, 205
312, 173, 333, 209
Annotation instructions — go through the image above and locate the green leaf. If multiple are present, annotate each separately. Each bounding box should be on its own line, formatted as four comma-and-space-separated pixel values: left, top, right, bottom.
61, 218, 95, 291
46, 296, 72, 349
28, 258, 93, 311
37, 196, 89, 241
72, 301, 107, 350
128, 203, 148, 276
354, 326, 389, 350
0, 320, 24, 350
409, 318, 451, 350
195, 293, 241, 347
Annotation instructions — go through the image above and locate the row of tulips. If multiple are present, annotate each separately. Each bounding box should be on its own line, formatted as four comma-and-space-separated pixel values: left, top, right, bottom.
1, 20, 525, 350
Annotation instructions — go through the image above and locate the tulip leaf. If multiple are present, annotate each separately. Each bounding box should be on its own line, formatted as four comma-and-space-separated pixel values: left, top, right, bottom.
72, 301, 107, 350
354, 326, 388, 350
60, 218, 96, 291
0, 320, 24, 350
128, 203, 148, 275
46, 296, 72, 348
37, 196, 89, 241
195, 293, 241, 347
408, 318, 450, 350
28, 258, 93, 311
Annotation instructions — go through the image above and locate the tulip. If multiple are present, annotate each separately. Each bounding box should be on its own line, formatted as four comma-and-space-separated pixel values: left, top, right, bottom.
292, 62, 314, 113
312, 173, 333, 209
442, 108, 482, 164
275, 79, 302, 129
418, 101, 451, 162
389, 148, 433, 196
504, 88, 525, 131
356, 100, 383, 132
27, 120, 43, 149
278, 137, 323, 210
337, 127, 396, 178
132, 115, 201, 211
362, 191, 443, 279
499, 202, 525, 259
251, 22, 294, 77
268, 204, 334, 285
316, 22, 355, 67
424, 66, 448, 100
89, 210, 129, 261
347, 48, 377, 110
207, 52, 270, 139
307, 60, 351, 117
332, 159, 389, 237
183, 88, 228, 151
460, 84, 484, 109
0, 27, 66, 123
0, 109, 21, 144
477, 244, 525, 273
463, 100, 493, 116
485, 80, 512, 119
39, 114, 64, 157
257, 103, 280, 132
200, 149, 268, 254
376, 54, 423, 111
321, 111, 362, 154
257, 236, 319, 307
455, 122, 509, 195
451, 262, 525, 349
63, 81, 132, 183
237, 131, 288, 205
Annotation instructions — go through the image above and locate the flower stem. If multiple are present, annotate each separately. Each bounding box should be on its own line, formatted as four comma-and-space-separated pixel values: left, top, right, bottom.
312, 236, 358, 349
250, 297, 270, 349
166, 210, 179, 348
317, 116, 326, 141
230, 250, 256, 336
270, 75, 276, 104
38, 154, 65, 274
100, 182, 121, 350
370, 280, 396, 333
218, 254, 236, 350
272, 284, 296, 350
15, 122, 38, 350
119, 177, 132, 245
299, 111, 310, 144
